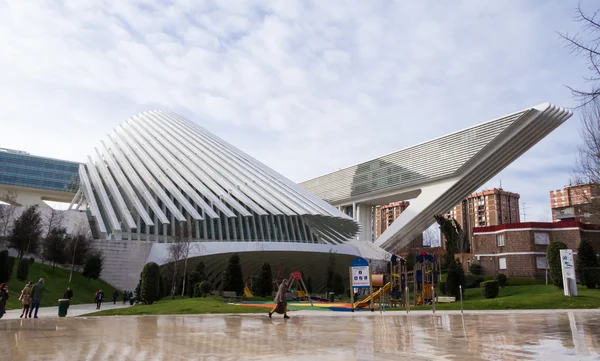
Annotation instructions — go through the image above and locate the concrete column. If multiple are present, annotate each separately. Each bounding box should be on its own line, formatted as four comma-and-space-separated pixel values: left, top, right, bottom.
356, 203, 373, 242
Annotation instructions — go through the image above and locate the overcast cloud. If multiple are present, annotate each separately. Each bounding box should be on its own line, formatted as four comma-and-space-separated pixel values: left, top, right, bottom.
0, 0, 593, 224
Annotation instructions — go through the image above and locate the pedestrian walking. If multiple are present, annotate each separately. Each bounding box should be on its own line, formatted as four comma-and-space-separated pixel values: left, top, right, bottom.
29, 278, 45, 318
63, 287, 73, 300
0, 283, 8, 319
269, 279, 290, 319
112, 290, 118, 304
19, 281, 33, 318
95, 289, 104, 309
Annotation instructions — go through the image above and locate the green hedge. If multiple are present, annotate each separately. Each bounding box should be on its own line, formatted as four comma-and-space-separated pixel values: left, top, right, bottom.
480, 280, 500, 299
583, 267, 600, 289
469, 263, 484, 275
464, 275, 485, 289
497, 273, 508, 287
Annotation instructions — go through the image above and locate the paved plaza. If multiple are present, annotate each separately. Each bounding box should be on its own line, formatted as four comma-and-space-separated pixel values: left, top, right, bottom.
1, 302, 131, 320
0, 309, 599, 360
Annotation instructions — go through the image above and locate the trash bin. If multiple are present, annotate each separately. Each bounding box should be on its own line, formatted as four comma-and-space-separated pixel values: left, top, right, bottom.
328, 292, 335, 302
129, 297, 135, 305
58, 299, 70, 317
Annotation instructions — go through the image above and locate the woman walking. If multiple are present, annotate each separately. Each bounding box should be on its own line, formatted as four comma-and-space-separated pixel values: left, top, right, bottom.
0, 283, 8, 319
94, 289, 104, 310
19, 281, 33, 318
269, 279, 290, 319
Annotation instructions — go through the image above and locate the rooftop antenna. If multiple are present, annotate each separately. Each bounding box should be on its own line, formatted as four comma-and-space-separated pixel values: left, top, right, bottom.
521, 202, 528, 222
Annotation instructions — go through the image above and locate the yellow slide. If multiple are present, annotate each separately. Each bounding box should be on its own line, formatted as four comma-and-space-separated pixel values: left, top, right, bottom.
244, 286, 253, 298
353, 282, 391, 309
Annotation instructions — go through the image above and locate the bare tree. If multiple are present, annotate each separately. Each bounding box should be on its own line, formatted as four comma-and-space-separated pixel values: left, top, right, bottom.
167, 226, 186, 298
560, 3, 600, 106
573, 99, 600, 220
0, 190, 18, 247
44, 208, 65, 237
68, 220, 93, 284
180, 220, 201, 297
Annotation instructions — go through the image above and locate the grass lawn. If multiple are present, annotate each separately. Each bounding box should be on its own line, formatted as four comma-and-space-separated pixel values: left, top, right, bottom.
408, 284, 600, 311
86, 296, 268, 316
4, 260, 119, 310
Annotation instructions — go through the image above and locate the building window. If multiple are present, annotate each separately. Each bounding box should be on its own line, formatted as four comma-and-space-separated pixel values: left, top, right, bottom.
534, 232, 550, 245
499, 257, 507, 270
496, 234, 505, 247
536, 257, 548, 269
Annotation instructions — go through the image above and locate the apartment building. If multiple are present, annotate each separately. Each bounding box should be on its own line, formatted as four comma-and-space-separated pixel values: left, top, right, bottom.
550, 183, 600, 223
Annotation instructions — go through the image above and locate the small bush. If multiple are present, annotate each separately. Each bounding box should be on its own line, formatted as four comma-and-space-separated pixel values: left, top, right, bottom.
445, 259, 465, 298
584, 267, 600, 289
469, 263, 484, 275
547, 241, 568, 288
464, 275, 485, 289
83, 252, 104, 280
496, 273, 508, 287
199, 281, 212, 297
141, 262, 160, 305
193, 283, 202, 298
29, 257, 35, 265
16, 258, 30, 281
480, 280, 500, 299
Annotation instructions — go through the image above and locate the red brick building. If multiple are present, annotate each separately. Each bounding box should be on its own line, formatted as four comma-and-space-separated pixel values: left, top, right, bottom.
550, 183, 600, 223
470, 221, 600, 278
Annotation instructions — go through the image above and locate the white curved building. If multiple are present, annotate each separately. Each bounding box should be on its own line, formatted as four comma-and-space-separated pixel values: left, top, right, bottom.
72, 111, 383, 291
74, 110, 360, 245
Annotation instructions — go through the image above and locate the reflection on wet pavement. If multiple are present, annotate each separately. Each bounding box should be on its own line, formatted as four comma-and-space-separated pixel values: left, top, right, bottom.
0, 311, 599, 360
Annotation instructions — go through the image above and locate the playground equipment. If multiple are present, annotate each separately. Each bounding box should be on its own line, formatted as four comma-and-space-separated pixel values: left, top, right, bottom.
285, 271, 313, 306
244, 286, 253, 298
411, 252, 440, 306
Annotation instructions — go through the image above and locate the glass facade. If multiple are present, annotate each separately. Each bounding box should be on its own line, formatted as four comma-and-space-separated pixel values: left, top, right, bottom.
0, 150, 81, 193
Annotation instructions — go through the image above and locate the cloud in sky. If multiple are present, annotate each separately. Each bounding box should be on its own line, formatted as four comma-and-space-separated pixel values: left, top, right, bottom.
0, 0, 595, 223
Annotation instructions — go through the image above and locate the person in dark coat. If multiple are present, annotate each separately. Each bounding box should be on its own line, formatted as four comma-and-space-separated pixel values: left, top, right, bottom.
112, 290, 118, 304
269, 279, 290, 319
29, 278, 45, 318
95, 290, 104, 309
63, 287, 73, 300
0, 283, 8, 319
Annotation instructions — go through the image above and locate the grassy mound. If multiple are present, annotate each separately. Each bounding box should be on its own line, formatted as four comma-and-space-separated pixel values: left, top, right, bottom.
87, 296, 267, 316
4, 260, 119, 310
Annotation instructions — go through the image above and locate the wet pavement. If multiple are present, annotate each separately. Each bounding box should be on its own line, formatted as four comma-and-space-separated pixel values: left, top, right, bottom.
1, 310, 599, 360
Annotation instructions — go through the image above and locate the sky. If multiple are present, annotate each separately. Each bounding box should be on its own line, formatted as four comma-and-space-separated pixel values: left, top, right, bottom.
0, 0, 595, 226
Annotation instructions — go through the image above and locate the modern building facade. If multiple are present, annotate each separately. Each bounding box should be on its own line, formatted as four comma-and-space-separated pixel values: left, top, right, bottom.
0, 103, 573, 291
0, 147, 80, 206
470, 221, 600, 278
550, 183, 600, 223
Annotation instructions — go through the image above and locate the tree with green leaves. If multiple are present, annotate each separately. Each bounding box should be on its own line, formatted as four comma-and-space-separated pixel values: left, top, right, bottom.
547, 241, 568, 288
186, 261, 207, 297
434, 214, 467, 268
326, 250, 336, 294
42, 227, 68, 271
223, 254, 244, 295
82, 251, 104, 280
0, 250, 11, 283
333, 273, 345, 295
9, 205, 43, 258
141, 262, 161, 305
445, 259, 465, 298
577, 239, 599, 288
16, 257, 30, 281
257, 262, 273, 297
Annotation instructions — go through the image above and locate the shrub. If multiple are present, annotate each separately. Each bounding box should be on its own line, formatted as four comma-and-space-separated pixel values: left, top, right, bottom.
82, 252, 104, 280
333, 273, 345, 295
583, 267, 600, 289
199, 281, 212, 297
547, 241, 568, 288
496, 273, 508, 287
577, 239, 599, 288
445, 259, 465, 298
141, 262, 160, 305
469, 263, 484, 275
6, 256, 15, 280
480, 280, 500, 299
464, 275, 485, 289
439, 281, 447, 295
0, 250, 10, 283
257, 262, 273, 297
16, 258, 30, 281
223, 254, 244, 296
193, 283, 202, 297
29, 257, 35, 265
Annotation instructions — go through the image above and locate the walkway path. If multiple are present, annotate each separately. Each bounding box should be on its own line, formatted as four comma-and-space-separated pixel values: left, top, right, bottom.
1, 301, 131, 320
